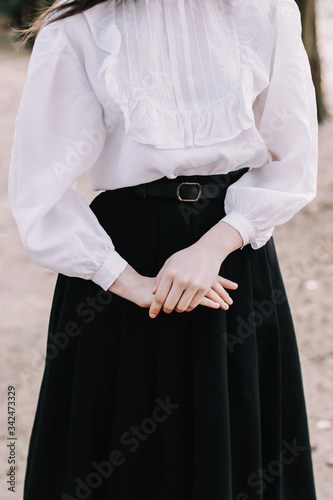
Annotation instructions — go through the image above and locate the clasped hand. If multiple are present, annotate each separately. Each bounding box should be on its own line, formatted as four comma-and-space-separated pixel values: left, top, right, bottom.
108, 221, 242, 318
147, 243, 238, 318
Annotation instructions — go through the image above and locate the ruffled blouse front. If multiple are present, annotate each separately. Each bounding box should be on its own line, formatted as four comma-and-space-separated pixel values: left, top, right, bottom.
94, 0, 268, 149
8, 0, 318, 290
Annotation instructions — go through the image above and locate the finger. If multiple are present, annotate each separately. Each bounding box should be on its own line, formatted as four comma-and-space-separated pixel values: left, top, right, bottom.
161, 282, 189, 314
193, 296, 220, 310
152, 264, 167, 294
187, 285, 231, 312
205, 288, 230, 310
211, 281, 234, 305
184, 288, 208, 312
174, 286, 201, 313
149, 274, 173, 318
217, 275, 238, 289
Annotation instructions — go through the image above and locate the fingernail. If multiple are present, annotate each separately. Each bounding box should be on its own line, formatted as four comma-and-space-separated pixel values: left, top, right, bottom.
150, 312, 156, 319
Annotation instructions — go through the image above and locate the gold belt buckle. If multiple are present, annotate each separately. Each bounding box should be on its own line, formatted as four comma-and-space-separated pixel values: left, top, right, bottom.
176, 182, 202, 202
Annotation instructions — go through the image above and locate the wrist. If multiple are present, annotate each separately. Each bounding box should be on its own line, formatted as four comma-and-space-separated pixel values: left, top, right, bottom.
108, 264, 141, 301
197, 221, 243, 260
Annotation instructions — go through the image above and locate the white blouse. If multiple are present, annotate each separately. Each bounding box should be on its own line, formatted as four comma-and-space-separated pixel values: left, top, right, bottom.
8, 0, 318, 291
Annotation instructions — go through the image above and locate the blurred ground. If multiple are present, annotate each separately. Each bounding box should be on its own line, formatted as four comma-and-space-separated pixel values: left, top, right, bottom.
0, 3, 332, 499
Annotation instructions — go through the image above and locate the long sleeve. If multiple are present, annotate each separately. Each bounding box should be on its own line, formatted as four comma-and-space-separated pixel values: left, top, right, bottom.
8, 20, 128, 290
220, 0, 318, 250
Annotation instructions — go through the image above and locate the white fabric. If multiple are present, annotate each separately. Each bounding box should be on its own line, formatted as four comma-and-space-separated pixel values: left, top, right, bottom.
8, 0, 318, 291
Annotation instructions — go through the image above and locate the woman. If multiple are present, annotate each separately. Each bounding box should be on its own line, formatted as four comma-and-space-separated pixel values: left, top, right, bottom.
9, 0, 318, 498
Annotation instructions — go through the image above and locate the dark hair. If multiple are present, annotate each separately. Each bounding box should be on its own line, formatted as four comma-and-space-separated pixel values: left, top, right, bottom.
18, 0, 112, 47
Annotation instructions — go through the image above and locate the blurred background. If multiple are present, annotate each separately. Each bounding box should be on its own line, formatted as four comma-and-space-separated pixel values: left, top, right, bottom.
0, 0, 332, 498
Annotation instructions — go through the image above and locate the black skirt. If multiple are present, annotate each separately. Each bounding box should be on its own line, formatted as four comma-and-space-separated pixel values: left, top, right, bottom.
23, 168, 317, 500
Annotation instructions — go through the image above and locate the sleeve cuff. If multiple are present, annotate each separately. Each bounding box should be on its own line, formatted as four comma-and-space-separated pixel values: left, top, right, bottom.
91, 250, 128, 291
220, 212, 257, 249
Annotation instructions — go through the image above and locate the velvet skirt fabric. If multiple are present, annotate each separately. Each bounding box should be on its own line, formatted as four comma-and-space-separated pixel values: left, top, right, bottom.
23, 168, 317, 500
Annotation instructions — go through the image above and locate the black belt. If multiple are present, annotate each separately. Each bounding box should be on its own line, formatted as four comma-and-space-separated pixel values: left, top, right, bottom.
133, 168, 249, 202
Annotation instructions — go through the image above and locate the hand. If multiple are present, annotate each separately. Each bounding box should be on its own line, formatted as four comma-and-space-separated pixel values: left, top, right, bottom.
108, 221, 242, 315
195, 275, 238, 312
134, 275, 237, 310
108, 263, 237, 311
148, 220, 242, 318
148, 244, 236, 318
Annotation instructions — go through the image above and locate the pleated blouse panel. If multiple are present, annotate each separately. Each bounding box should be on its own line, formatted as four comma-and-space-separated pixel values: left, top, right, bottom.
90, 0, 275, 149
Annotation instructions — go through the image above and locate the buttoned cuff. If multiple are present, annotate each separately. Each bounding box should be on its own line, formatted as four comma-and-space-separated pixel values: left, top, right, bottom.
220, 213, 257, 249
91, 250, 128, 291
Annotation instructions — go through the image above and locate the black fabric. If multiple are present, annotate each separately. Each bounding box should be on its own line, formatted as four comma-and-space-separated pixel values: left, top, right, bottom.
23, 169, 317, 500
132, 167, 250, 200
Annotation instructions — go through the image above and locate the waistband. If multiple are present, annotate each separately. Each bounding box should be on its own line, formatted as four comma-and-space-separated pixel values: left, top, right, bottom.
108, 167, 249, 203
147, 166, 249, 185
135, 167, 249, 202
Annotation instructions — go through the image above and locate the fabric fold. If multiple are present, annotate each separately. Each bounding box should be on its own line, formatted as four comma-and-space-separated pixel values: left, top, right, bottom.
84, 0, 274, 150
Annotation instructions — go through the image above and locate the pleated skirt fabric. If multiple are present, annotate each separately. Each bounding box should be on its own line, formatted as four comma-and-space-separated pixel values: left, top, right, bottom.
23, 168, 317, 500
